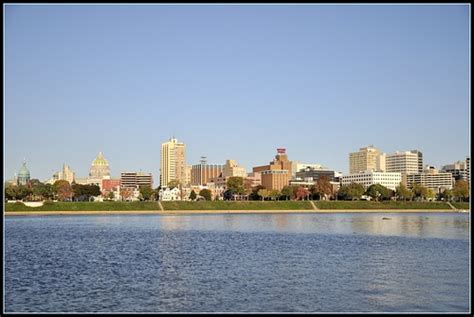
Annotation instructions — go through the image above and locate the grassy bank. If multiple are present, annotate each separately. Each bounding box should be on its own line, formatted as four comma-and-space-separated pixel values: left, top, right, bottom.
4, 200, 467, 212
161, 201, 314, 210
314, 201, 454, 210
5, 201, 160, 212
450, 202, 470, 210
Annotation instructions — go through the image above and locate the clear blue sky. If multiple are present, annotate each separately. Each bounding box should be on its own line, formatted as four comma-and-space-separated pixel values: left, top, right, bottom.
4, 4, 470, 182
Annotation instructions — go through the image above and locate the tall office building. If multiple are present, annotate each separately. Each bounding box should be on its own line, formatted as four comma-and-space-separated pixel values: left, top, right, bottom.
160, 137, 186, 187
191, 158, 224, 185
386, 150, 423, 185
349, 145, 386, 174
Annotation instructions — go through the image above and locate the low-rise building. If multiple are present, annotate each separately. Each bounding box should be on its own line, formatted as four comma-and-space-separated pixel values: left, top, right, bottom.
406, 166, 454, 193
159, 187, 181, 201
120, 172, 153, 188
341, 171, 402, 191
441, 160, 469, 182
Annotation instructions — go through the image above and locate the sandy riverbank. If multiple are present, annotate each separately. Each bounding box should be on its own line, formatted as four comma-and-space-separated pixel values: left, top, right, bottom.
4, 209, 467, 216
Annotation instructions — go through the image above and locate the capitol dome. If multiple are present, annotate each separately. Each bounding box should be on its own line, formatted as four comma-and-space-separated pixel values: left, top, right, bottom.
92, 152, 109, 166
17, 161, 30, 185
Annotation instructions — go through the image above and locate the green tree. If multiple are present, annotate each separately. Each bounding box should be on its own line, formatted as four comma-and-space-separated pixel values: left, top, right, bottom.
426, 188, 436, 201
139, 186, 154, 201
226, 177, 245, 195
249, 185, 265, 200
395, 184, 414, 201
168, 180, 180, 189
411, 183, 429, 201
107, 191, 115, 201
189, 190, 197, 201
366, 184, 392, 201
199, 189, 212, 201
280, 186, 293, 200
258, 189, 270, 201
338, 183, 365, 200
269, 189, 280, 201
5, 183, 19, 200
439, 188, 453, 202
453, 180, 469, 202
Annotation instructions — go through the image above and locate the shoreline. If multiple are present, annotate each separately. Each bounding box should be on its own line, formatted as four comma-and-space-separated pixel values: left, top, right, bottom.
4, 209, 468, 216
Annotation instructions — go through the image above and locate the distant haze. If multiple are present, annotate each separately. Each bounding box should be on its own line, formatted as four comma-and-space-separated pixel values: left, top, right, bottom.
4, 4, 470, 182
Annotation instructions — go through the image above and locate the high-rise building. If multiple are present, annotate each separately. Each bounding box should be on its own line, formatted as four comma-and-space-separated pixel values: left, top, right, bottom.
120, 172, 153, 188
253, 148, 292, 191
160, 137, 186, 187
349, 145, 386, 174
295, 167, 337, 182
386, 150, 423, 185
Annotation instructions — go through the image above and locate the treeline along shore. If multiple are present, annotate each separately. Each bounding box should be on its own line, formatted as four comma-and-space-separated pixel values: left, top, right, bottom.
4, 201, 470, 216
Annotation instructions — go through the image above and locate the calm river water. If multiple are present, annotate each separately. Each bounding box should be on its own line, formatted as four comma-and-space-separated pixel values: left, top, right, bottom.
4, 212, 470, 313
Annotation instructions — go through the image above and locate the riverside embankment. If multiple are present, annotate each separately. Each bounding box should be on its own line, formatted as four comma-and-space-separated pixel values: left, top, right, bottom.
4, 201, 469, 216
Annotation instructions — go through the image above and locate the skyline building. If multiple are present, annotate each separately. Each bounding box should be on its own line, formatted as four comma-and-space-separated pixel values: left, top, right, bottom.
441, 158, 470, 182
406, 166, 454, 193
349, 145, 386, 174
120, 172, 153, 188
222, 159, 247, 178
253, 148, 292, 191
386, 150, 423, 185
341, 171, 402, 191
89, 152, 111, 179
160, 137, 186, 187
191, 158, 224, 186
46, 164, 76, 185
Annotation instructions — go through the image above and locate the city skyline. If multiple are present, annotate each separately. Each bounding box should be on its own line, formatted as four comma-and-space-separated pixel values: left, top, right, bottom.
4, 4, 470, 181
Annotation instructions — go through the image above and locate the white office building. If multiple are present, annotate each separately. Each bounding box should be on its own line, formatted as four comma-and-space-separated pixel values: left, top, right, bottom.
341, 171, 402, 191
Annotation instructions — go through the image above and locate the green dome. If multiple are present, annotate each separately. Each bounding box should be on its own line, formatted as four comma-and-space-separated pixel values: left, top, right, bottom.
18, 162, 30, 177
92, 152, 109, 166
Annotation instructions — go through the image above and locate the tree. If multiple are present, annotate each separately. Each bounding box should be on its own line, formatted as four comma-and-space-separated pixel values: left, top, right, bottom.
453, 180, 469, 202
395, 184, 414, 201
338, 183, 365, 200
226, 177, 245, 196
249, 185, 265, 200
411, 183, 429, 201
107, 191, 115, 201
366, 184, 392, 202
168, 180, 180, 189
189, 190, 197, 201
295, 186, 310, 200
120, 187, 134, 201
315, 175, 333, 200
258, 189, 270, 201
72, 184, 101, 201
139, 186, 154, 201
53, 180, 73, 202
280, 186, 293, 200
269, 189, 280, 201
439, 188, 453, 202
5, 183, 20, 200
199, 189, 212, 201
426, 188, 436, 201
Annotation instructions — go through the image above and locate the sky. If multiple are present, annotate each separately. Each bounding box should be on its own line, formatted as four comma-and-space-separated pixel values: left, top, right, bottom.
4, 4, 470, 183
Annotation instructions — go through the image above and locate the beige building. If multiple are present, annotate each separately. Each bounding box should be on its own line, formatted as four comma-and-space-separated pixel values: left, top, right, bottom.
253, 149, 292, 191
349, 145, 386, 174
386, 150, 423, 185
406, 166, 454, 193
222, 159, 247, 178
46, 164, 76, 184
160, 137, 186, 187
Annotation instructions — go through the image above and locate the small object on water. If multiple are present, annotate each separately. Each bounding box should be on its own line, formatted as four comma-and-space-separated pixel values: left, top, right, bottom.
382, 217, 391, 220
